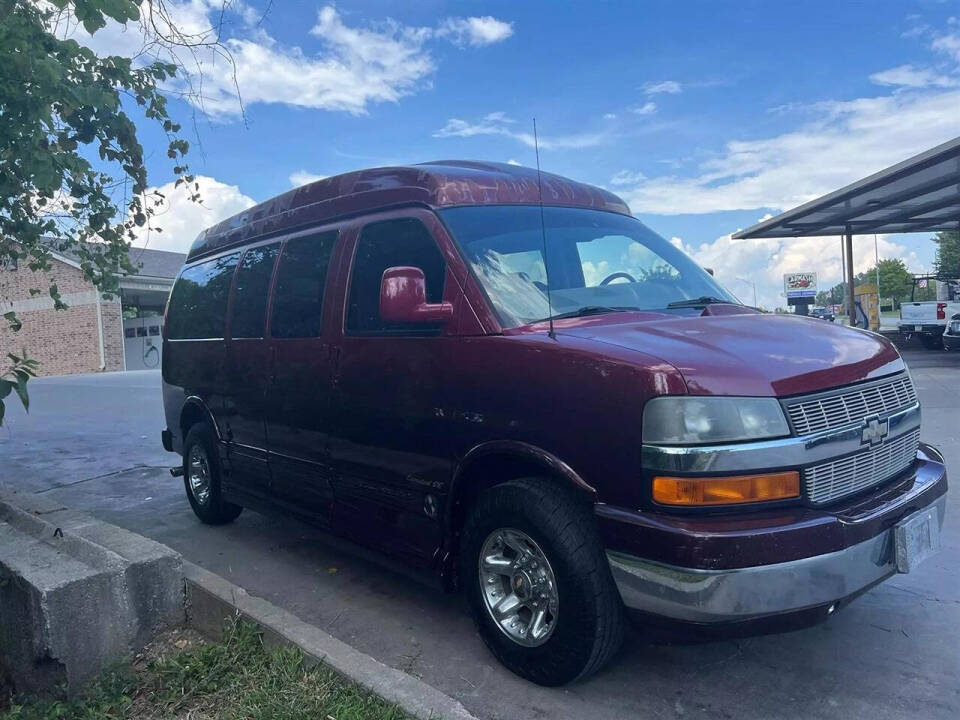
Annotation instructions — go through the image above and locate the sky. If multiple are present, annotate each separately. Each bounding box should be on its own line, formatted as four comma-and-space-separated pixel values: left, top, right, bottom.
65, 0, 960, 310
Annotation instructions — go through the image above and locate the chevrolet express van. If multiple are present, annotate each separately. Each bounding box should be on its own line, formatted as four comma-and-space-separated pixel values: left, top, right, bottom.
162, 161, 947, 686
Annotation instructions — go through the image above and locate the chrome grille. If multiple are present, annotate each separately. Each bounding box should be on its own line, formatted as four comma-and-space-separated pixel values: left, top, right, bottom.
785, 373, 917, 436
803, 429, 920, 505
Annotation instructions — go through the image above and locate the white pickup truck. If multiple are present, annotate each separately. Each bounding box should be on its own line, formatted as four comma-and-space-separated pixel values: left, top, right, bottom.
899, 278, 960, 348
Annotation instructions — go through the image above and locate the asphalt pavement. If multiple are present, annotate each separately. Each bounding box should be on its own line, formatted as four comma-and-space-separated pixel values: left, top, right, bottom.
2, 350, 958, 720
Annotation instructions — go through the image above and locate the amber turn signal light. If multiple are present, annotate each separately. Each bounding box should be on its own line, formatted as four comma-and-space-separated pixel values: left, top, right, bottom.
652, 471, 800, 506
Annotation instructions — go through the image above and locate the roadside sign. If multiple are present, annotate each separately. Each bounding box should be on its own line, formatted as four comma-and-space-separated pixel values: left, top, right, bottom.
784, 272, 818, 300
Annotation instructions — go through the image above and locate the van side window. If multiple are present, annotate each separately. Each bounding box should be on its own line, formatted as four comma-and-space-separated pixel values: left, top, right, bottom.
270, 231, 338, 338
231, 243, 280, 339
346, 218, 446, 334
166, 252, 240, 339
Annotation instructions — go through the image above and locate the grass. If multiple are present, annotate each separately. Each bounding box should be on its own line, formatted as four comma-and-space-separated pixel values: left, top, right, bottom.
1, 619, 411, 720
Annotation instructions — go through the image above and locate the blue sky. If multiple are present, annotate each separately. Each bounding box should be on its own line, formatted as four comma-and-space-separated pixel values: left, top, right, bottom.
75, 0, 960, 309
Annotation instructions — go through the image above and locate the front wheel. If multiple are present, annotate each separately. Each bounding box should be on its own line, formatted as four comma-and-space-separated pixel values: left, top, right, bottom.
182, 424, 242, 525
460, 478, 624, 686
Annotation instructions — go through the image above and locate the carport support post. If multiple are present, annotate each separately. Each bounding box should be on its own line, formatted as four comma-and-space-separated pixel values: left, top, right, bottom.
844, 230, 856, 326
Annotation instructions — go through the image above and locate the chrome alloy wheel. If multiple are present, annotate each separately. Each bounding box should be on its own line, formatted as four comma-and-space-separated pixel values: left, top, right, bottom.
187, 444, 212, 506
479, 528, 559, 647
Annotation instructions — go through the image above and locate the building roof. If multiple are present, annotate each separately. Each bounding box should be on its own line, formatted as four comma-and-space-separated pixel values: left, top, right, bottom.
187, 160, 632, 262
732, 136, 960, 239
49, 241, 185, 280
127, 247, 186, 279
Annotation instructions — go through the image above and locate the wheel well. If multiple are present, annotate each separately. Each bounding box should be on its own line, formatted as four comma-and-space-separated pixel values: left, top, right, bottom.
179, 402, 210, 439
448, 453, 590, 536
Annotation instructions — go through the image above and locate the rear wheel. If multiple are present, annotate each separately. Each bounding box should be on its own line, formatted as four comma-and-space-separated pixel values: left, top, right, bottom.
460, 478, 624, 686
182, 424, 242, 525
921, 334, 943, 350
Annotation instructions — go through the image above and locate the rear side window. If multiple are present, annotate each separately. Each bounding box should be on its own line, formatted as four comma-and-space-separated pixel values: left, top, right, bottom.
270, 231, 338, 338
166, 252, 240, 339
346, 218, 446, 334
230, 243, 280, 339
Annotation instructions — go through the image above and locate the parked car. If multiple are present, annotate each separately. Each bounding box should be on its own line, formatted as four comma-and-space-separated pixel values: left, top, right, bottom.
810, 306, 834, 321
944, 313, 960, 352
899, 277, 960, 349
161, 162, 947, 686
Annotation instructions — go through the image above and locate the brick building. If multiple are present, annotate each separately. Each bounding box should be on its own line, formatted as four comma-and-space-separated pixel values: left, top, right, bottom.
0, 247, 185, 376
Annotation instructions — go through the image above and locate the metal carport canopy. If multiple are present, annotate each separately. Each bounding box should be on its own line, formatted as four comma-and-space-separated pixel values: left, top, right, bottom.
731, 135, 960, 323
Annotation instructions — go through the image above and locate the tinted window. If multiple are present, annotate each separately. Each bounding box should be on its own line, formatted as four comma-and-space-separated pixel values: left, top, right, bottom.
347, 218, 446, 334
166, 253, 240, 339
270, 231, 338, 338
230, 243, 280, 339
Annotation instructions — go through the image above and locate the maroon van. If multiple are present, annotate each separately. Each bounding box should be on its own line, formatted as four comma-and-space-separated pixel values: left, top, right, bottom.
161, 161, 947, 685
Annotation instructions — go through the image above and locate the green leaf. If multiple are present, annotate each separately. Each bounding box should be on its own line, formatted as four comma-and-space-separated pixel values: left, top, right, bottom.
0, 380, 12, 401
13, 373, 29, 413
3, 312, 22, 332
0, 399, 5, 426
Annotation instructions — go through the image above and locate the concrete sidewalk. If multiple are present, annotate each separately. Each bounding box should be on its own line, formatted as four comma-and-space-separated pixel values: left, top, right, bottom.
2, 359, 958, 720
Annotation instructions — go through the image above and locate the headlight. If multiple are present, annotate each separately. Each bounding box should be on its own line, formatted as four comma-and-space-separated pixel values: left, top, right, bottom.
642, 396, 789, 445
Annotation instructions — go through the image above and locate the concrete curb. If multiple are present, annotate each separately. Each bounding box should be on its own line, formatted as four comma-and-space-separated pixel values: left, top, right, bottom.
0, 485, 183, 694
183, 561, 478, 720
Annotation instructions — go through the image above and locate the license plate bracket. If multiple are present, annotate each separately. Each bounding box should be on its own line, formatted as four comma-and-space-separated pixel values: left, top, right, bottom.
894, 506, 941, 573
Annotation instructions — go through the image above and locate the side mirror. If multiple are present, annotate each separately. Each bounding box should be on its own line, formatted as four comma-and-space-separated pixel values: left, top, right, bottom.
380, 266, 454, 324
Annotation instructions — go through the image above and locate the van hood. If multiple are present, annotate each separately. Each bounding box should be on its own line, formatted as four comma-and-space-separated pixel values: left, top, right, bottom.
553, 310, 904, 397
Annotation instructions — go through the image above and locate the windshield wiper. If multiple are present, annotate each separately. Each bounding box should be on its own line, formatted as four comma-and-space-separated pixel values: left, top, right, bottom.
535, 306, 633, 322
666, 296, 737, 309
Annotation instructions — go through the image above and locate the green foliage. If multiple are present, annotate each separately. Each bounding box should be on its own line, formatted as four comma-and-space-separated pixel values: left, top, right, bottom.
823, 258, 917, 310
1, 0, 198, 423
2, 619, 410, 720
932, 231, 960, 278
859, 258, 914, 308
0, 351, 39, 425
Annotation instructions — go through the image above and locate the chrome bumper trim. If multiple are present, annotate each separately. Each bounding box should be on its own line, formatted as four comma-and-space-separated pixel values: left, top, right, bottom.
642, 402, 920, 474
607, 495, 945, 623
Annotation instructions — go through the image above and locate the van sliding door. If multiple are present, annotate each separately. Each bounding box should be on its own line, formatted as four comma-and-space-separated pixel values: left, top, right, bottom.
264, 229, 340, 521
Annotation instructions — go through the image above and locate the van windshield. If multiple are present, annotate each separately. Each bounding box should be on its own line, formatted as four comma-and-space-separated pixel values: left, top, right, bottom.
439, 205, 738, 329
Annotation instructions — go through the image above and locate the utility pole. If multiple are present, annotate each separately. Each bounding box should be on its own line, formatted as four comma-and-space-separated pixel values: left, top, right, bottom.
736, 277, 757, 307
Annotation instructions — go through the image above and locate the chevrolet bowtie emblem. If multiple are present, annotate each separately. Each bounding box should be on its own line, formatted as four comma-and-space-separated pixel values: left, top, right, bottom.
861, 415, 890, 447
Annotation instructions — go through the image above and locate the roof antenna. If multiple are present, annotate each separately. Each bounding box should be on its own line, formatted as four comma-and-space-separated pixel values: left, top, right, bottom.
533, 118, 555, 339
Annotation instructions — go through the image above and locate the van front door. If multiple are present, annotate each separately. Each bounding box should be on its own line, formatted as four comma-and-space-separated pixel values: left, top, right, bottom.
264, 229, 341, 522
328, 213, 460, 567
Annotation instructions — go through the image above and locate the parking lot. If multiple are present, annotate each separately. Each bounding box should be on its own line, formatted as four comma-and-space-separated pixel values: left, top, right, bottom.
2, 348, 958, 720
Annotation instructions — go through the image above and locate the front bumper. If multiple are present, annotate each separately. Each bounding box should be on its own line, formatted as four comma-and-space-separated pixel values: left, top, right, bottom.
600, 446, 947, 623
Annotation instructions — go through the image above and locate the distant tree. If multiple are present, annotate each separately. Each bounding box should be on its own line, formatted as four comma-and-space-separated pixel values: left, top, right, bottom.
815, 290, 830, 306
932, 231, 960, 278
860, 258, 914, 309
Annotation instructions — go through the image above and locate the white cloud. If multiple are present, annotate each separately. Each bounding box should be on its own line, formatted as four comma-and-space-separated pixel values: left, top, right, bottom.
55, 3, 513, 118
433, 112, 608, 150
437, 16, 514, 46
617, 26, 960, 216
289, 171, 328, 187
642, 80, 682, 95
869, 64, 958, 88
631, 102, 657, 116
610, 170, 646, 186
621, 87, 960, 215
672, 232, 921, 310
603, 113, 617, 120
506, 158, 522, 166
131, 176, 256, 253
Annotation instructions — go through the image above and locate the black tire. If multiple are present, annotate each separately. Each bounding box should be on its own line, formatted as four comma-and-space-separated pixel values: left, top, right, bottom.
460, 478, 624, 686
921, 335, 943, 350
182, 424, 242, 525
